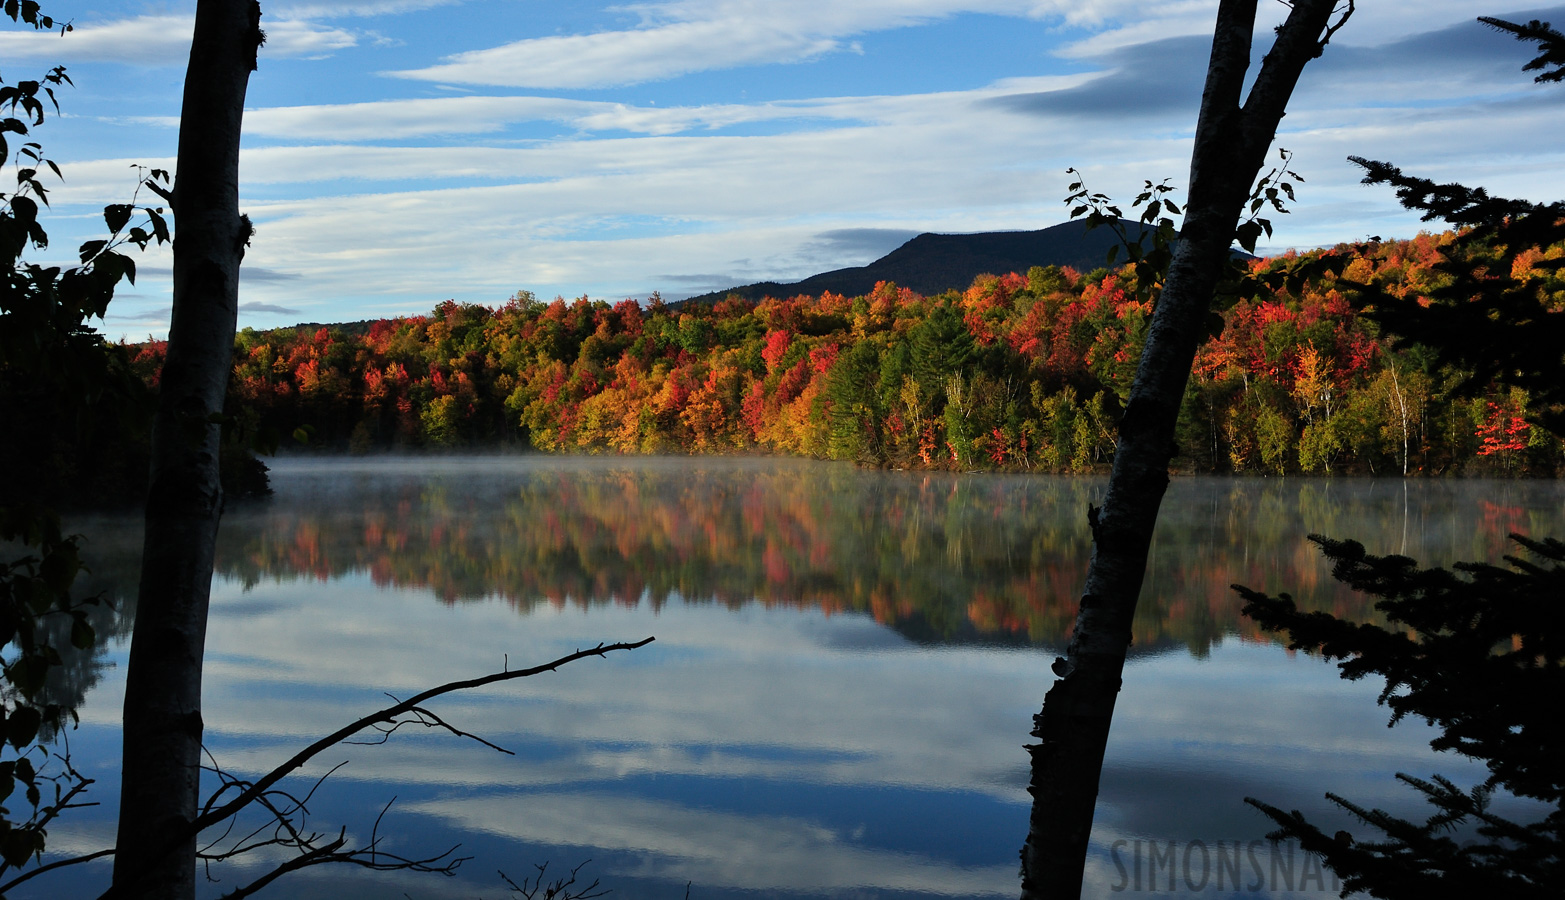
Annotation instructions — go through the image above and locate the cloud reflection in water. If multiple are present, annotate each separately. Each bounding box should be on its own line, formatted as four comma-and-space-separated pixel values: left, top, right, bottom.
30, 458, 1565, 898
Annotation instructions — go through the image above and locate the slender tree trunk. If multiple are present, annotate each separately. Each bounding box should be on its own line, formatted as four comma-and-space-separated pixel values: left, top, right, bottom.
112, 3, 262, 898
1018, 2, 1347, 896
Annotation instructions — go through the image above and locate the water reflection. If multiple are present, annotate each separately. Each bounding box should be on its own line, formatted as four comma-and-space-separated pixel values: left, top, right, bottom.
29, 458, 1565, 900
216, 457, 1564, 655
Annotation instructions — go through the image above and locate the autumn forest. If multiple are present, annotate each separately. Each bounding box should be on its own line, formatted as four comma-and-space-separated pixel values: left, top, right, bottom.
132, 227, 1563, 480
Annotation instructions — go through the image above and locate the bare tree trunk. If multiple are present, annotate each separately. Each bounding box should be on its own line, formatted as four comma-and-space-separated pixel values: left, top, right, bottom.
1018, 2, 1349, 896
112, 3, 262, 898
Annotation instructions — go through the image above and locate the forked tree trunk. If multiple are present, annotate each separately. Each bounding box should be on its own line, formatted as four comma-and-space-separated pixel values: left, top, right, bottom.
111, 3, 262, 898
1018, 1, 1347, 896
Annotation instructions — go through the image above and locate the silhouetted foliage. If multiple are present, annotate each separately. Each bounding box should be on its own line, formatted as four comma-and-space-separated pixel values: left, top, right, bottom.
1346, 18, 1565, 434
1230, 20, 1565, 896
1237, 535, 1564, 899
0, 8, 158, 869
1480, 16, 1565, 83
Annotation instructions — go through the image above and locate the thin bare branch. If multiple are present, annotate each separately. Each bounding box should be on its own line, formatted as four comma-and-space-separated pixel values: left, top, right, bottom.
217, 831, 349, 900
0, 848, 115, 894
190, 640, 651, 837
346, 704, 516, 755
96, 638, 651, 900
218, 824, 469, 900
500, 859, 611, 900
1320, 1, 1355, 50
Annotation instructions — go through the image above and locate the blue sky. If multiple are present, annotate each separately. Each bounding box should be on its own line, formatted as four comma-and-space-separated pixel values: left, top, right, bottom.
4, 1, 1564, 337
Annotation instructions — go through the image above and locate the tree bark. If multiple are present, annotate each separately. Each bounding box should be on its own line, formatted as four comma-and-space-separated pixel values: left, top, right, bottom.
111, 3, 262, 898
1017, 2, 1347, 896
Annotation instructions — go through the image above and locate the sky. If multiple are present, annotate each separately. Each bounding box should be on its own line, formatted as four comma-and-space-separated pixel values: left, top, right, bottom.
5, 1, 1564, 337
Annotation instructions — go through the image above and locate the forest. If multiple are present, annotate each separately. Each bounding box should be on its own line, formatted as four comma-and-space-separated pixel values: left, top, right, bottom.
144, 227, 1565, 478
7, 1, 1565, 898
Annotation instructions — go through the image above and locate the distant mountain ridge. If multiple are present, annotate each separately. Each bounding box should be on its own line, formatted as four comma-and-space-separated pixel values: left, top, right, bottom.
679, 219, 1164, 305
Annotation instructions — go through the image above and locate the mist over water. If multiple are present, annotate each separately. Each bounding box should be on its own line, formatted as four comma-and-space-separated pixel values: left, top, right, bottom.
32, 457, 1565, 899
221, 456, 1564, 654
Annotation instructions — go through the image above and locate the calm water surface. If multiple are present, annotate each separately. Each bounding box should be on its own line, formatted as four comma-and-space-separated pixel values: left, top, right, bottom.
32, 457, 1565, 899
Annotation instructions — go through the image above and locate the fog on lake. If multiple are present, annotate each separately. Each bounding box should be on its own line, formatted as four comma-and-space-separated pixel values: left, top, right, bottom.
31, 457, 1565, 899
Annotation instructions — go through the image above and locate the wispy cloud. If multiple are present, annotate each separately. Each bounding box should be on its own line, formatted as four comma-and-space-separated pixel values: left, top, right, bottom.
0, 14, 357, 65
235, 95, 846, 140
27, 2, 1565, 336
263, 18, 362, 58
386, 0, 1156, 88
239, 301, 301, 316
271, 0, 465, 17
414, 791, 1018, 895
214, 73, 1085, 144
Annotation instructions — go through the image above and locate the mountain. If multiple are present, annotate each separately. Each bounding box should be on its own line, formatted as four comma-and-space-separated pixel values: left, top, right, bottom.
678, 219, 1166, 305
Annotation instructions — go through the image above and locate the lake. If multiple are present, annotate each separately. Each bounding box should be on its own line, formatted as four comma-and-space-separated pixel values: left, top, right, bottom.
27, 457, 1565, 899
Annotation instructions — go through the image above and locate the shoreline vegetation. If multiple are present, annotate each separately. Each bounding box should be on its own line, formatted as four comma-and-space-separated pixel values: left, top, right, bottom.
119, 228, 1563, 483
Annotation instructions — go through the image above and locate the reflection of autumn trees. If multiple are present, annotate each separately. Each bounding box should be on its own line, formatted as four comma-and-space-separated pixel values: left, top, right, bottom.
213, 464, 1554, 654
135, 230, 1565, 476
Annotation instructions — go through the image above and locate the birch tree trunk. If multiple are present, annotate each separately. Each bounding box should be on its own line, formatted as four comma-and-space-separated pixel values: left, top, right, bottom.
111, 3, 263, 898
1017, 2, 1349, 896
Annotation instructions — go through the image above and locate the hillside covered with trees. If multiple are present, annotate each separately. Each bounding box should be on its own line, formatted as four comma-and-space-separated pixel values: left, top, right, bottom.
138, 228, 1565, 477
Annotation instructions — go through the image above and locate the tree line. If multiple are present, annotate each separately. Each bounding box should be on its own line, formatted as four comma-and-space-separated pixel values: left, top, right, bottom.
160, 228, 1565, 477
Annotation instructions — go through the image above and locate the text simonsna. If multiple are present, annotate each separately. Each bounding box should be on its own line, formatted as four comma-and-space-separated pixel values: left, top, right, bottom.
1109, 839, 1342, 893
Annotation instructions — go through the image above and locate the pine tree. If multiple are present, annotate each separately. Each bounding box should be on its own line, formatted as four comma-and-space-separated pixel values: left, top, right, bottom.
1231, 19, 1565, 896
1236, 535, 1563, 899
1345, 18, 1565, 433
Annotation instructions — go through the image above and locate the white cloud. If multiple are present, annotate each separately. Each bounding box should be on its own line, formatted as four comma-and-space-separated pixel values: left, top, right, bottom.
413, 791, 1018, 895
271, 0, 464, 16
390, 16, 844, 88
262, 17, 361, 57
0, 13, 357, 66
233, 74, 1087, 140
0, 15, 194, 66
45, 58, 1565, 321
1050, 0, 1227, 59
387, 0, 1158, 88
382, 0, 1494, 91
1326, 1, 1517, 47
25, 3, 1565, 331
240, 95, 803, 139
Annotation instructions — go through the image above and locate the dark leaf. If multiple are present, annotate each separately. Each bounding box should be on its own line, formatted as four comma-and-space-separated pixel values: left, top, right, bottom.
146, 208, 170, 244
77, 238, 106, 262
70, 615, 94, 650
103, 203, 133, 234
6, 707, 39, 749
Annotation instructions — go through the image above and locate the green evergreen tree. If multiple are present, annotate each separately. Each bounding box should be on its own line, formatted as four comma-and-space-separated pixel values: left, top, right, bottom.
907, 300, 974, 410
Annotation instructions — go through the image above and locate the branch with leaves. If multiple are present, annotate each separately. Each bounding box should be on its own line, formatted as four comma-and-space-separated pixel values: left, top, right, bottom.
1064, 169, 1181, 301
1, 6, 172, 875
